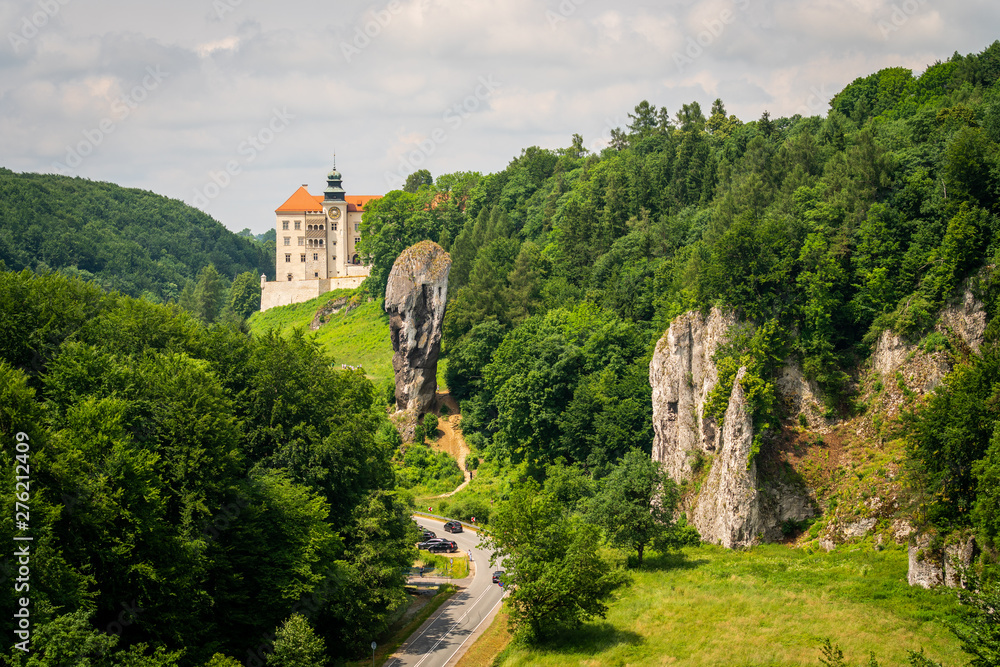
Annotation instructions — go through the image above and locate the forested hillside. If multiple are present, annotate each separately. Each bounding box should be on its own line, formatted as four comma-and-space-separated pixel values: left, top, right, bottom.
5, 39, 1000, 666
0, 271, 414, 665
0, 169, 271, 301
360, 42, 1000, 559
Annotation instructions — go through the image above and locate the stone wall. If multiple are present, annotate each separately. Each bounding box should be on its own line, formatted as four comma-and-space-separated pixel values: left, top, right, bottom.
260, 276, 366, 312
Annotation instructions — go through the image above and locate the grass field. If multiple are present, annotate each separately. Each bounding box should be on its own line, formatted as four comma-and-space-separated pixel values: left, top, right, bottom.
249, 289, 395, 385
471, 543, 965, 667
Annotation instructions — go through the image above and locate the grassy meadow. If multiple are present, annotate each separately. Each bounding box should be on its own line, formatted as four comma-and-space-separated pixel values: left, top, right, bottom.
249, 289, 395, 385
470, 543, 965, 667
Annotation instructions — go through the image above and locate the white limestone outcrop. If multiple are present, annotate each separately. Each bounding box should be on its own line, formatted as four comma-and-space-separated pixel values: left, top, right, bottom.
385, 241, 451, 430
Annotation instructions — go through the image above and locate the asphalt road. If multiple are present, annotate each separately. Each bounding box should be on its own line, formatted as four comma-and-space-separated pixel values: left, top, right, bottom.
383, 517, 504, 667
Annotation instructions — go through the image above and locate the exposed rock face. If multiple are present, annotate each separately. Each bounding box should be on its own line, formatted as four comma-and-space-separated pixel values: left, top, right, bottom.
938, 281, 987, 353
384, 241, 451, 425
649, 308, 735, 481
651, 310, 813, 548
310, 295, 352, 330
908, 531, 976, 589
871, 280, 987, 420
775, 361, 834, 432
691, 368, 761, 548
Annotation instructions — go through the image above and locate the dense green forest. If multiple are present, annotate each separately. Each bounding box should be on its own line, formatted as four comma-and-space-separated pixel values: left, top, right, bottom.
358, 42, 1000, 552
0, 271, 415, 665
5, 40, 1000, 665
0, 169, 271, 302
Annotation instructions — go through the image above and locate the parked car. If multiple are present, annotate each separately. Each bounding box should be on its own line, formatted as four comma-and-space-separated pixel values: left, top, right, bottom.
443, 520, 463, 533
421, 529, 436, 540
492, 570, 505, 585
418, 539, 458, 553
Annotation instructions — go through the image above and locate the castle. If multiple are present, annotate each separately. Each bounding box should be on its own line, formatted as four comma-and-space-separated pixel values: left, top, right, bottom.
260, 166, 380, 312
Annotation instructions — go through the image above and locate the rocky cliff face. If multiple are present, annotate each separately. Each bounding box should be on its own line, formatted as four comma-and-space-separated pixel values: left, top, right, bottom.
385, 241, 451, 434
650, 310, 813, 547
691, 368, 762, 548
908, 531, 976, 589
649, 308, 735, 481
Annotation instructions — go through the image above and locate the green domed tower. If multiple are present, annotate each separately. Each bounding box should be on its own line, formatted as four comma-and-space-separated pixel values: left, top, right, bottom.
324, 161, 346, 202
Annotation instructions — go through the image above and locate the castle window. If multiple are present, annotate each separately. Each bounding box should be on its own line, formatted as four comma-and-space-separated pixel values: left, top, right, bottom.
313, 253, 318, 261
319, 239, 324, 247
332, 240, 337, 245
294, 221, 301, 230
284, 253, 291, 262
287, 274, 292, 281
333, 223, 337, 231
314, 272, 319, 278
355, 237, 360, 244
354, 224, 360, 232
283, 237, 290, 246
300, 254, 306, 262
307, 225, 312, 231
319, 224, 324, 230
298, 237, 304, 245
282, 221, 289, 230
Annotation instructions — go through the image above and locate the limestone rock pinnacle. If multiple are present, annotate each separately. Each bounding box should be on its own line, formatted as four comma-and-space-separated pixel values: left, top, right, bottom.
384, 241, 451, 428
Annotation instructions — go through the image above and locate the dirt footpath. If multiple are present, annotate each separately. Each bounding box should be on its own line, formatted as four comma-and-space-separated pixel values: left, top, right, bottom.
429, 392, 472, 497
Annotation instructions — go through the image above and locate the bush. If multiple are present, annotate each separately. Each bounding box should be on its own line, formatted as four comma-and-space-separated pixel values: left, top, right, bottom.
424, 413, 439, 437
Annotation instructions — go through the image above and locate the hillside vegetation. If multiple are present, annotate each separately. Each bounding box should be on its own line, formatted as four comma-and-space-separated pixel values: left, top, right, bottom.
360, 41, 1000, 541
248, 290, 394, 385
5, 39, 1000, 667
469, 545, 965, 667
352, 41, 1000, 661
0, 271, 414, 665
0, 169, 271, 301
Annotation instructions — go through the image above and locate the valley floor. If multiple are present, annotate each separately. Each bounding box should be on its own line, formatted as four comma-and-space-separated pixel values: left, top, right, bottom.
460, 543, 965, 667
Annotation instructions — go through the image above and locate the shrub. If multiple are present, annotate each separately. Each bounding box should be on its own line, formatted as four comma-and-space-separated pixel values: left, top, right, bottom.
424, 413, 439, 437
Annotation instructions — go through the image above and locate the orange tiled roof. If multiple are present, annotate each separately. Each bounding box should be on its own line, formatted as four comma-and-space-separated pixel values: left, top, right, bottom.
276, 186, 324, 213
346, 195, 380, 211
309, 194, 381, 211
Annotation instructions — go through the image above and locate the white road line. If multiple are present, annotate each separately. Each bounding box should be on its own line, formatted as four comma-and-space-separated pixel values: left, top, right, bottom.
411, 585, 498, 667
440, 595, 504, 667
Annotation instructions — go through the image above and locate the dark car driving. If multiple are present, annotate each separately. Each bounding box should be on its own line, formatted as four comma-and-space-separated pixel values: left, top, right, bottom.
492, 570, 505, 585
443, 520, 463, 533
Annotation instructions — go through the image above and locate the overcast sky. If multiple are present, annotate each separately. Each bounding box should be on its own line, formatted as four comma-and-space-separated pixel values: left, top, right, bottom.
1, 0, 996, 234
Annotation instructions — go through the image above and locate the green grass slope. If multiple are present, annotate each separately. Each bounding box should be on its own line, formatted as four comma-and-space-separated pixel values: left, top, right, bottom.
492, 544, 963, 667
248, 289, 394, 385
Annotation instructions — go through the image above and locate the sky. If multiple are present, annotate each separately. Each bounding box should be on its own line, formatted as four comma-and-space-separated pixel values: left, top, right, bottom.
1, 0, 997, 235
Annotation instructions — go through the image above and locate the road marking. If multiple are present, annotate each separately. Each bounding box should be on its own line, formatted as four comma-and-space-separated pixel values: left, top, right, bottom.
439, 595, 504, 667
411, 585, 498, 667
